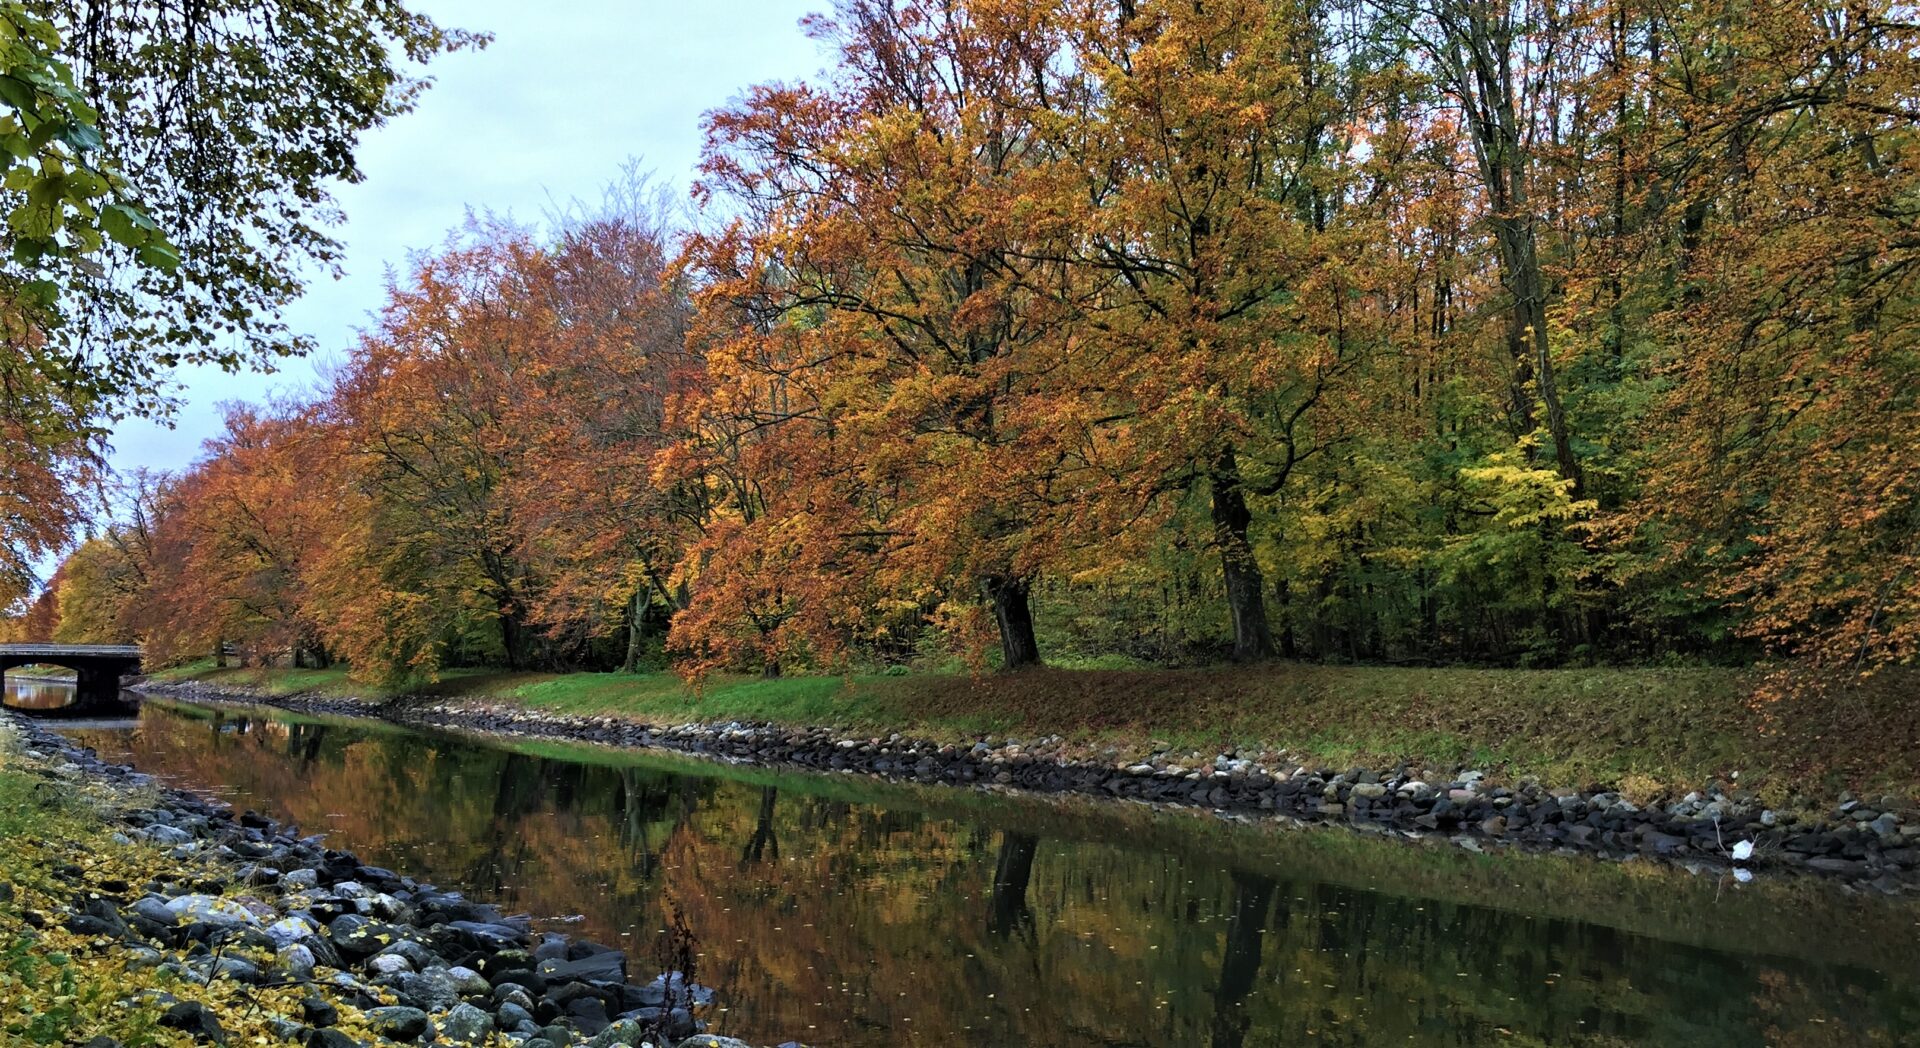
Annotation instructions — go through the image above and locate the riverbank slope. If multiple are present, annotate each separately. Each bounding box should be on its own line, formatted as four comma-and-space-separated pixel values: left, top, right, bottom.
147, 661, 1920, 804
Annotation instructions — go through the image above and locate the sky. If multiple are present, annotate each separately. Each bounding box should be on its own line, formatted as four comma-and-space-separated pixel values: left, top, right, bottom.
106, 0, 822, 479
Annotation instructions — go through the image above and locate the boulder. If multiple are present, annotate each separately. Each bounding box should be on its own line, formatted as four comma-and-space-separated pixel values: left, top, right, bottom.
159, 1001, 227, 1044
365, 1006, 430, 1042
539, 950, 627, 985
439, 1003, 494, 1044
399, 967, 462, 1011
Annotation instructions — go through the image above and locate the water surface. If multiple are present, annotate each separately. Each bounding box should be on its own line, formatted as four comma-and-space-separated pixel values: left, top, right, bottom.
25, 684, 1920, 1047
3, 674, 81, 711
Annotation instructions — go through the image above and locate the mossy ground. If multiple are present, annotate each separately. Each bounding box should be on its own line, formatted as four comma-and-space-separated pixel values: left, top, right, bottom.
146, 661, 1920, 804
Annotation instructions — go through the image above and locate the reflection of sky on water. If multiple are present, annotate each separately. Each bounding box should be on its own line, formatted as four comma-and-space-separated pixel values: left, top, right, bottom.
2, 676, 77, 710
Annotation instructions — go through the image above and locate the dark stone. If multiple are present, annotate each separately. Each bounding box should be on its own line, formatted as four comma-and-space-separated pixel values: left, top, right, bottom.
366, 1005, 431, 1041
303, 1030, 361, 1048
565, 995, 610, 1034
65, 913, 124, 937
1640, 831, 1687, 856
492, 968, 548, 995
160, 1001, 227, 1044
446, 919, 526, 951
539, 950, 626, 985
300, 996, 340, 1028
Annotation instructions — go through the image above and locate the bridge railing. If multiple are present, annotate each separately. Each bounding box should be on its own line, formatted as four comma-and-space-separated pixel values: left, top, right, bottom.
0, 644, 143, 657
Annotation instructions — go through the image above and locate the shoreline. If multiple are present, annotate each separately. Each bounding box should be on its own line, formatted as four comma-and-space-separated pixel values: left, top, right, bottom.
0, 708, 781, 1048
4, 671, 79, 683
132, 679, 1920, 889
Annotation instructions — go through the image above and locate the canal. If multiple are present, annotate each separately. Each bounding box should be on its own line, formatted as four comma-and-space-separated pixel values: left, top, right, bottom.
9, 678, 1919, 1046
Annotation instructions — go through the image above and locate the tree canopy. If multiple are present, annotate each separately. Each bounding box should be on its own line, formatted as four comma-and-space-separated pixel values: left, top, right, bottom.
15, 0, 1920, 690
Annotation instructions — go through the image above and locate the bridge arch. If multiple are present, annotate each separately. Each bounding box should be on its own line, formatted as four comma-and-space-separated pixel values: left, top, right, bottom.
0, 644, 143, 716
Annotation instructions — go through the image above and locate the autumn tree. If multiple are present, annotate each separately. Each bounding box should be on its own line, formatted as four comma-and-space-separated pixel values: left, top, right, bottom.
686, 0, 1107, 671
508, 177, 700, 672
1624, 0, 1920, 673
1053, 0, 1372, 660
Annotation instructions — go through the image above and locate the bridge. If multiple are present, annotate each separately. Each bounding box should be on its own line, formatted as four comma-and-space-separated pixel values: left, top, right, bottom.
0, 644, 143, 716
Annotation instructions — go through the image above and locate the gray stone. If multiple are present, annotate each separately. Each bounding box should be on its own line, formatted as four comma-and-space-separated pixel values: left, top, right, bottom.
375, 938, 437, 969
166, 894, 257, 927
675, 1037, 753, 1048
131, 896, 177, 927
366, 1006, 430, 1041
494, 985, 536, 1011
447, 964, 492, 996
279, 868, 320, 891
440, 1002, 494, 1044
277, 943, 316, 979
264, 916, 317, 947
366, 952, 413, 976
399, 967, 462, 1011
583, 1020, 645, 1047
146, 824, 194, 845
124, 946, 166, 970
207, 956, 263, 983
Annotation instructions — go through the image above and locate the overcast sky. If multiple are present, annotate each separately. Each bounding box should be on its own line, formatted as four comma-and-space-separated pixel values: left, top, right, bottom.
106, 0, 821, 478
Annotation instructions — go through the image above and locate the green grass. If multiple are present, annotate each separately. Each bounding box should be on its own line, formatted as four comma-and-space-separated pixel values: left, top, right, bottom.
146, 660, 1920, 803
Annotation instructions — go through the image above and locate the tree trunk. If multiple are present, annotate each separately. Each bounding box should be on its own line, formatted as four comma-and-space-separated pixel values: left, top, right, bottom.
500, 611, 526, 671
1211, 447, 1277, 661
213, 637, 227, 669
984, 574, 1041, 669
621, 590, 646, 674
1275, 576, 1297, 658
761, 657, 781, 679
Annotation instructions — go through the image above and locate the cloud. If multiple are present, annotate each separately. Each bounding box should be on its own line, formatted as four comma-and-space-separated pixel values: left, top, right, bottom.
110, 0, 820, 480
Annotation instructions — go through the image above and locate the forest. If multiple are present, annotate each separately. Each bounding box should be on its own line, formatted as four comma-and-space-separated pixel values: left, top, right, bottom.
7, 0, 1919, 687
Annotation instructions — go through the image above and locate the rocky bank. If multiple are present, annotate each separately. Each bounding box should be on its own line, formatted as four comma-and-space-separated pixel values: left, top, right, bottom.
0, 708, 788, 1048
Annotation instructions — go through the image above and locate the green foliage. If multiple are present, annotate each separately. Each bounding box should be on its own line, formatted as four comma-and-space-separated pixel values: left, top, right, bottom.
0, 2, 174, 310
